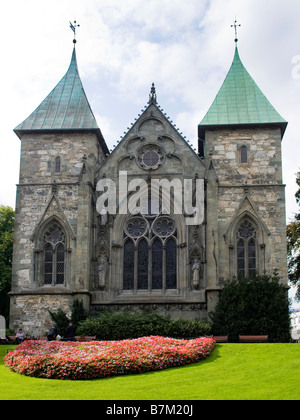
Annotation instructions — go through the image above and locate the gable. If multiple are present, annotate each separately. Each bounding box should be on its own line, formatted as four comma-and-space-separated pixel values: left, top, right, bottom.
99, 101, 205, 179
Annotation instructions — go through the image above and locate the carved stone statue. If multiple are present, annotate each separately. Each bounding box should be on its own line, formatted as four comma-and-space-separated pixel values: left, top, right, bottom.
98, 257, 107, 290
192, 258, 200, 290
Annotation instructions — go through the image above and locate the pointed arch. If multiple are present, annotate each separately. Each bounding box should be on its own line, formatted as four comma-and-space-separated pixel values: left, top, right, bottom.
31, 195, 76, 244
224, 195, 270, 279
224, 197, 270, 246
33, 215, 73, 287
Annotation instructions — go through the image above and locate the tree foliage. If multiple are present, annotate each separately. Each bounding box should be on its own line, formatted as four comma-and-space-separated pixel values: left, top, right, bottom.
287, 171, 300, 300
0, 206, 15, 320
49, 299, 88, 336
211, 273, 291, 342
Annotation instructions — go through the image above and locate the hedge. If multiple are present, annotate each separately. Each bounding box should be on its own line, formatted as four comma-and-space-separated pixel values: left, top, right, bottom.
76, 311, 211, 340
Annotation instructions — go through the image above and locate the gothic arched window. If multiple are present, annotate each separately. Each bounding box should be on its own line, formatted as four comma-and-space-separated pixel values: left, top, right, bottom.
236, 220, 257, 279
123, 214, 177, 291
43, 224, 66, 285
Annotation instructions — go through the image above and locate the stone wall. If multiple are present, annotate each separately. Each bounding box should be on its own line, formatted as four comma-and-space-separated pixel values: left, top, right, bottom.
205, 126, 287, 284
9, 131, 101, 333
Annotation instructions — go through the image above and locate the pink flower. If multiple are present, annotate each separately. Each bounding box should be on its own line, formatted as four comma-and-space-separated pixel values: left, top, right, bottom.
4, 336, 215, 380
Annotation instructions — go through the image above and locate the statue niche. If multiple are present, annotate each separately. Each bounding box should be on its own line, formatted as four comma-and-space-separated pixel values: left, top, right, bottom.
97, 254, 108, 290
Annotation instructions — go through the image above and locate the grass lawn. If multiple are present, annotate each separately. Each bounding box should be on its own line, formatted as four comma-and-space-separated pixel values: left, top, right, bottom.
0, 343, 299, 400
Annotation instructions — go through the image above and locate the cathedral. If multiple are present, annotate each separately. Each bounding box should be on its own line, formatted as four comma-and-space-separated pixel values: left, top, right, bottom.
9, 36, 288, 336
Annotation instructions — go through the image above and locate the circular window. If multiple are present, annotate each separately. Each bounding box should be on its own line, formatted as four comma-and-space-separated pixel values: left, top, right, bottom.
137, 144, 165, 171
153, 217, 175, 238
125, 217, 148, 238
143, 151, 159, 167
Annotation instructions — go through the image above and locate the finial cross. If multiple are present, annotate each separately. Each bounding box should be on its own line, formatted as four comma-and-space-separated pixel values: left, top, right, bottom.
70, 20, 80, 43
231, 18, 241, 43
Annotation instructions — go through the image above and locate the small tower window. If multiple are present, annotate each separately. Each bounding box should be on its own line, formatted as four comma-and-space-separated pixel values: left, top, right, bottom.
240, 146, 248, 164
55, 157, 61, 173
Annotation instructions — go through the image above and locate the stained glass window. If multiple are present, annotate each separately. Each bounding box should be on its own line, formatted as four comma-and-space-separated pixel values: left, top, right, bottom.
236, 220, 257, 279
237, 239, 245, 280
143, 151, 159, 167
123, 213, 177, 291
56, 244, 65, 284
44, 225, 65, 285
153, 218, 175, 237
44, 244, 53, 284
152, 239, 163, 289
166, 238, 177, 289
138, 239, 148, 290
123, 239, 134, 290
248, 239, 256, 278
126, 218, 147, 238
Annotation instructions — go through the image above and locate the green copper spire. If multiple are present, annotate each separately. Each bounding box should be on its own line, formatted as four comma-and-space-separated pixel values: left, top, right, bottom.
15, 47, 99, 132
14, 44, 109, 154
199, 46, 287, 138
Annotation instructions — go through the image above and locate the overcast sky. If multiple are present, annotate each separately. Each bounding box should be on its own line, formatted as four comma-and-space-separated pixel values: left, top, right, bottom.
1, 0, 299, 307
1, 0, 299, 223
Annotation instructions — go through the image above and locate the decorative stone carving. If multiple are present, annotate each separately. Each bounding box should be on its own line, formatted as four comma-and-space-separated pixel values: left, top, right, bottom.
98, 256, 107, 290
192, 259, 200, 290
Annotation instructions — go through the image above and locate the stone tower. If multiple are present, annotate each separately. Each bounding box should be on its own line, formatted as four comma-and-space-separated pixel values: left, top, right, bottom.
10, 46, 109, 334
198, 46, 288, 311
9, 41, 288, 336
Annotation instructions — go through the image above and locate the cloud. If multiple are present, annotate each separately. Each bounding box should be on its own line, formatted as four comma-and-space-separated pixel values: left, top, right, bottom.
0, 0, 299, 223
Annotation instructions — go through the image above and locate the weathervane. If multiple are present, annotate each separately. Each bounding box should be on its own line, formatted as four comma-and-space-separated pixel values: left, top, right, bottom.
231, 18, 241, 44
70, 20, 80, 44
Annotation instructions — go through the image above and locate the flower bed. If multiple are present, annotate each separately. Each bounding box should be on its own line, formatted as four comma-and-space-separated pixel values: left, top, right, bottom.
4, 336, 215, 380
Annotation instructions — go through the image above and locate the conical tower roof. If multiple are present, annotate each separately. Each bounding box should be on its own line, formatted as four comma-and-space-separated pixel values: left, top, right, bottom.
198, 47, 287, 139
14, 46, 108, 154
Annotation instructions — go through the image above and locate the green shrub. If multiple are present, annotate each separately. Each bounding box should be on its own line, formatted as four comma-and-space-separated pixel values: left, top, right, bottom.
76, 311, 211, 340
49, 308, 69, 336
49, 299, 88, 336
211, 273, 291, 342
71, 299, 88, 330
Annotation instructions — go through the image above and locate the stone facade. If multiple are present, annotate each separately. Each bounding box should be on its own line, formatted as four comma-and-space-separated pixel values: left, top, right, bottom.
9, 46, 288, 337
205, 127, 287, 284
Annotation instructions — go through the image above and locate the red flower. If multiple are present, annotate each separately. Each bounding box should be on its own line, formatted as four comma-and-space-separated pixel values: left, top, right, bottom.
4, 336, 215, 380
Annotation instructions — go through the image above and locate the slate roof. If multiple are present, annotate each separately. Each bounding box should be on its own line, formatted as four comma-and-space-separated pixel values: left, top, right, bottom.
198, 47, 287, 138
14, 46, 109, 154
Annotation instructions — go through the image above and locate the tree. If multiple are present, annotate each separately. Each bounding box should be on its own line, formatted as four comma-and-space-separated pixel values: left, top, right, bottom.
49, 299, 88, 336
287, 171, 300, 301
211, 273, 291, 342
49, 308, 70, 337
71, 298, 88, 330
0, 206, 15, 321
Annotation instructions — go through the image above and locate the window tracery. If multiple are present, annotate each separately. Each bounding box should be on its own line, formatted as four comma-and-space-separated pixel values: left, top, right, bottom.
123, 212, 177, 291
236, 220, 257, 279
43, 224, 66, 285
